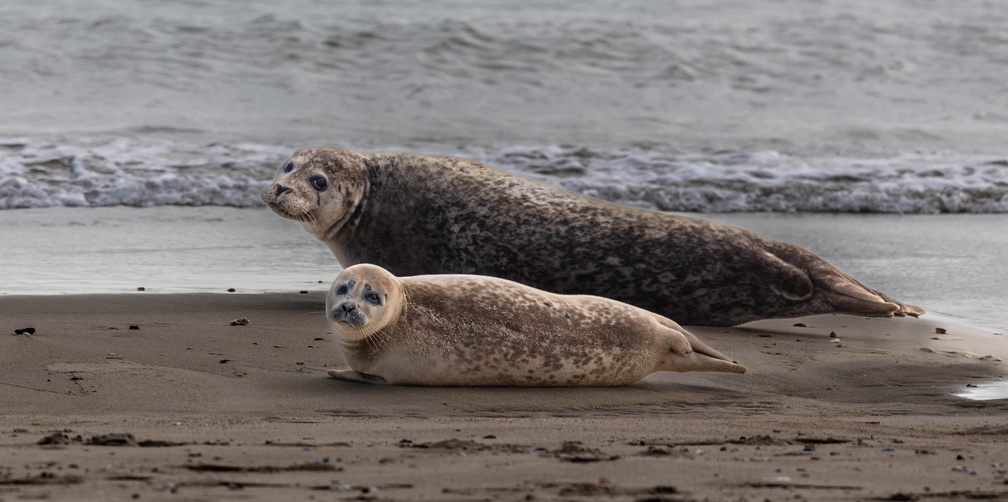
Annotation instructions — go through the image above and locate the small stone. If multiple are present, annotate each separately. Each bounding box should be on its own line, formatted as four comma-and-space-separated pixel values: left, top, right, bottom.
14, 327, 36, 335
483, 435, 497, 439
793, 323, 807, 327
829, 331, 838, 338
935, 327, 947, 334
137, 287, 145, 291
129, 325, 139, 330
300, 290, 309, 294
227, 288, 236, 293
230, 318, 250, 326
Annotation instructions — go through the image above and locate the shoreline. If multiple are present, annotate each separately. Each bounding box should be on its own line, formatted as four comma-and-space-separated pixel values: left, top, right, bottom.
5, 207, 1007, 333
2, 292, 1006, 500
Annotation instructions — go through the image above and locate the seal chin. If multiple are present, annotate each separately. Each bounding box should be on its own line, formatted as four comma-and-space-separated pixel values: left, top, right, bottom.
267, 203, 314, 223
333, 313, 369, 329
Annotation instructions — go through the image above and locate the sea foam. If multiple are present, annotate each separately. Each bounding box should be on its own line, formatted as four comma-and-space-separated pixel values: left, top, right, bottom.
2, 137, 1007, 213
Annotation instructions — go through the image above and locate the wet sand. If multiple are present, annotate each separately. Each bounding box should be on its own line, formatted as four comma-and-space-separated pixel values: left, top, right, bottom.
2, 292, 1006, 501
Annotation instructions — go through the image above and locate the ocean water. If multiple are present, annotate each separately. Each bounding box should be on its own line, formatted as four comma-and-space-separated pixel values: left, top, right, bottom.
1, 1, 1006, 332
2, 0, 1008, 213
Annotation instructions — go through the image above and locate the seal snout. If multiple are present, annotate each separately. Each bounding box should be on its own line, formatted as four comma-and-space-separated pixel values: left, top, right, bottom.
274, 184, 291, 197
332, 300, 368, 328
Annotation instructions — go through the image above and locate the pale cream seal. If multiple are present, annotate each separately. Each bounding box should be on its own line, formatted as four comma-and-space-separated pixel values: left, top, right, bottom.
325, 264, 746, 387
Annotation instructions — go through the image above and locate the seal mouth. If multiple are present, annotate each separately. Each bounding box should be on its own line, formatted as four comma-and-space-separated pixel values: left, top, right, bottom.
331, 309, 368, 329
267, 203, 315, 223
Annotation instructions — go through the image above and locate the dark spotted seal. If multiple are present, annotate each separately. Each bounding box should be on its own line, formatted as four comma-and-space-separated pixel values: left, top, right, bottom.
263, 147, 924, 326
325, 264, 746, 386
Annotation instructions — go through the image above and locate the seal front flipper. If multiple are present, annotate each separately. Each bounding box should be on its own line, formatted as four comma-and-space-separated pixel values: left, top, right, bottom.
327, 369, 388, 385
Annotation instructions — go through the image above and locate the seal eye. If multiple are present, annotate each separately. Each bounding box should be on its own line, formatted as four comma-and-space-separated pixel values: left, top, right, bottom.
334, 284, 349, 296
282, 161, 294, 173
364, 292, 382, 306
309, 175, 328, 191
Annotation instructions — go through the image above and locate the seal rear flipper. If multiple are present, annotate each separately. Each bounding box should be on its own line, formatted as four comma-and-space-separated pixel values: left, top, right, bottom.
327, 369, 389, 385
807, 266, 903, 317
757, 251, 815, 301
768, 242, 911, 317
653, 320, 747, 374
659, 350, 748, 374
875, 290, 925, 317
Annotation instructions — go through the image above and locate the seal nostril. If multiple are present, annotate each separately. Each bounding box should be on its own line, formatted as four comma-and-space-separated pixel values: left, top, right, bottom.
275, 184, 290, 197
341, 301, 357, 313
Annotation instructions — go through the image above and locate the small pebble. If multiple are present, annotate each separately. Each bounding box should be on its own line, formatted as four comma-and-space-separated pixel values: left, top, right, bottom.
803, 445, 816, 452
793, 323, 807, 327
314, 337, 325, 341
483, 435, 497, 439
227, 288, 236, 293
399, 439, 412, 444
129, 325, 139, 330
137, 287, 145, 291
300, 290, 309, 294
14, 327, 36, 335
935, 327, 947, 334
230, 318, 250, 326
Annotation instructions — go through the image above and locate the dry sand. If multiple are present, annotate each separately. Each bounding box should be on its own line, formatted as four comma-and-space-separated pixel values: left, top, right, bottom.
2, 292, 1007, 501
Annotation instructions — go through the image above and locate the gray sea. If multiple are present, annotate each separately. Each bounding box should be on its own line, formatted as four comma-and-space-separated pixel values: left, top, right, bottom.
1, 0, 1006, 332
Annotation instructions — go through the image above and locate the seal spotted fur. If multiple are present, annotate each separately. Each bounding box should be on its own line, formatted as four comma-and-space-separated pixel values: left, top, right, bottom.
263, 147, 925, 326
326, 264, 746, 386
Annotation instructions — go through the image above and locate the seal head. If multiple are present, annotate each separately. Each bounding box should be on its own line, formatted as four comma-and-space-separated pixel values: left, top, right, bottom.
261, 148, 370, 254
326, 263, 403, 343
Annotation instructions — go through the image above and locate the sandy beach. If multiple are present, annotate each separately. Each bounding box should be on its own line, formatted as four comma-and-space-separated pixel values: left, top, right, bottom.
2, 292, 1006, 501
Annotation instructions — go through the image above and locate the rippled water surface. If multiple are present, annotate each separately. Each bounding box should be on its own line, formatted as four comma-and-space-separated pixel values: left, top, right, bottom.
2, 0, 1008, 214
